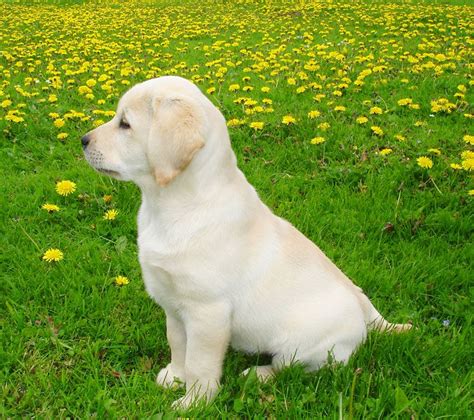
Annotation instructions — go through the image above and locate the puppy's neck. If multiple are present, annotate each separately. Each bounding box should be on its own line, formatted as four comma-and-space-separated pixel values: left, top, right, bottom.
136, 154, 241, 221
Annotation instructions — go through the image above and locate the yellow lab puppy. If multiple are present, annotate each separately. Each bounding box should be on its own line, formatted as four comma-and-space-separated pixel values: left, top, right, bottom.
82, 76, 411, 408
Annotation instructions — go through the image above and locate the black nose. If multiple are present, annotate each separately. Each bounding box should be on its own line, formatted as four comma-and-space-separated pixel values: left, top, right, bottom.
81, 135, 90, 149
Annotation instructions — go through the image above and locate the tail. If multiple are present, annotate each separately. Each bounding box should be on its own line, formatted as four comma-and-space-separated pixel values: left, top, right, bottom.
366, 303, 412, 333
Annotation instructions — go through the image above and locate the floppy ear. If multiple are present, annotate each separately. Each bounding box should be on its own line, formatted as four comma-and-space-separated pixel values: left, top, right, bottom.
148, 94, 205, 187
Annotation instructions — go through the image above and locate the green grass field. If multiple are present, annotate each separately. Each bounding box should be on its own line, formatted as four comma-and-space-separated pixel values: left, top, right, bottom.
1, 0, 473, 417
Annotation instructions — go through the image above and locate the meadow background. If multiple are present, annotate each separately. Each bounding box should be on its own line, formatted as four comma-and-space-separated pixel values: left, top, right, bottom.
1, 0, 473, 417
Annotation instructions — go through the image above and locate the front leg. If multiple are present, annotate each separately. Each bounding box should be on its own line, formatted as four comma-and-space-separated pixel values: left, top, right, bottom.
173, 302, 231, 409
157, 313, 186, 388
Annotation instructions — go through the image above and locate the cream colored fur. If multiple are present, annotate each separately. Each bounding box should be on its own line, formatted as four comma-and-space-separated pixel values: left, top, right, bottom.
83, 76, 411, 408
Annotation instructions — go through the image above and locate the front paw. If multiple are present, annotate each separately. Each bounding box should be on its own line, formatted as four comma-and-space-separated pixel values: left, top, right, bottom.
171, 387, 217, 410
172, 394, 195, 410
156, 363, 185, 389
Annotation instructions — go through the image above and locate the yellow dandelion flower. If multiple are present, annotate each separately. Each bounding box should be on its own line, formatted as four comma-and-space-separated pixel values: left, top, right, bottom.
310, 137, 325, 145
428, 148, 441, 155
5, 112, 24, 123
430, 98, 456, 114
53, 119, 65, 128
1, 99, 12, 108
369, 106, 383, 115
468, 189, 474, 196
431, 103, 442, 113
228, 84, 240, 92
395, 134, 406, 142
417, 156, 433, 169
42, 203, 60, 212
78, 85, 92, 95
55, 180, 76, 196
356, 116, 368, 124
409, 103, 420, 110
461, 151, 474, 160
371, 126, 384, 136
227, 118, 244, 127
318, 122, 330, 130
57, 132, 68, 140
250, 121, 264, 130
115, 275, 130, 286
334, 105, 346, 112
206, 87, 216, 95
282, 115, 297, 125
48, 94, 57, 103
450, 163, 462, 170
397, 98, 413, 106
296, 86, 306, 94
261, 87, 270, 93
379, 148, 393, 156
42, 248, 64, 262
461, 159, 474, 171
308, 110, 321, 119
104, 209, 119, 220
287, 78, 296, 86
230, 92, 242, 104
463, 135, 474, 145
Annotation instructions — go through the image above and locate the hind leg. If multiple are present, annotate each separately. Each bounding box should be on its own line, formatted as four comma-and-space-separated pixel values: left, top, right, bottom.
242, 342, 358, 382
302, 339, 361, 372
240, 352, 297, 382
243, 352, 300, 382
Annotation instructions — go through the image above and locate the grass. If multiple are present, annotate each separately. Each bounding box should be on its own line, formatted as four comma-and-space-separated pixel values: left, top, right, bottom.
1, 0, 473, 417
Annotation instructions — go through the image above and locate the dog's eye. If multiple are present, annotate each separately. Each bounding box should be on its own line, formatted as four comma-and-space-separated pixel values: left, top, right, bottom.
119, 119, 131, 129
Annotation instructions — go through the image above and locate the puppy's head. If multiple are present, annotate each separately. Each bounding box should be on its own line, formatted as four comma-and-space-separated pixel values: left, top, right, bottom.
82, 77, 207, 187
